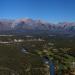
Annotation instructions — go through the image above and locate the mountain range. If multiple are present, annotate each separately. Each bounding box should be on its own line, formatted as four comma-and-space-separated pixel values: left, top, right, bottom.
0, 18, 75, 37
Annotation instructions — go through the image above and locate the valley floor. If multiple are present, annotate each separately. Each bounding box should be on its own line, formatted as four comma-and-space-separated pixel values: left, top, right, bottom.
0, 35, 75, 75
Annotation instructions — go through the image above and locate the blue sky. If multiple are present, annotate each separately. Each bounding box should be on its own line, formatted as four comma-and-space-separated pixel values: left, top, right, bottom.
0, 0, 75, 23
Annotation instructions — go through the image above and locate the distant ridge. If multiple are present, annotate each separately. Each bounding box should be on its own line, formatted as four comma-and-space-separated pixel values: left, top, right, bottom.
0, 18, 75, 36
